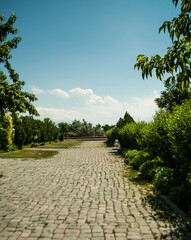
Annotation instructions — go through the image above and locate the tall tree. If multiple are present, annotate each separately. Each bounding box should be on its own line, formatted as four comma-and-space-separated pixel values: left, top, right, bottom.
134, 0, 191, 90
116, 111, 135, 129
155, 80, 191, 110
0, 13, 38, 118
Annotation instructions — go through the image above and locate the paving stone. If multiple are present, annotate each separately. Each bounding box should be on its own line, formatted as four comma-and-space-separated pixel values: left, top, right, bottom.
0, 141, 190, 240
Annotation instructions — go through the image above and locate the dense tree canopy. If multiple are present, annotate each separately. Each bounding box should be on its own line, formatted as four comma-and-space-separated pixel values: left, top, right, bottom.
0, 13, 38, 118
155, 80, 191, 110
134, 0, 191, 90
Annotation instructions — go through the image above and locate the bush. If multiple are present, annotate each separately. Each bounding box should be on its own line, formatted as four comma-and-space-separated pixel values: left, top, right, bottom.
153, 167, 174, 194
59, 133, 64, 141
0, 114, 13, 151
139, 157, 164, 181
129, 151, 151, 170
146, 111, 172, 164
105, 127, 117, 146
122, 149, 139, 164
14, 124, 26, 149
118, 121, 148, 150
166, 100, 191, 182
145, 100, 191, 182
0, 128, 10, 151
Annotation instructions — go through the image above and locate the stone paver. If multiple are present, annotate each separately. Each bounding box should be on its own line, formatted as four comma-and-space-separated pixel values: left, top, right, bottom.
0, 141, 190, 239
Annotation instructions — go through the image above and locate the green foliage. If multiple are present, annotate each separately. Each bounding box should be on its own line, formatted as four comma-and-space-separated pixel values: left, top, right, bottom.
117, 100, 191, 215
102, 124, 114, 132
14, 118, 27, 149
121, 149, 140, 164
129, 151, 151, 170
145, 111, 173, 165
118, 121, 148, 150
139, 157, 164, 181
153, 167, 175, 194
58, 122, 70, 140
155, 81, 191, 111
69, 119, 104, 137
121, 149, 151, 170
0, 114, 13, 151
105, 127, 117, 145
116, 111, 135, 128
134, 0, 191, 90
0, 14, 38, 118
11, 116, 60, 149
166, 100, 191, 181
146, 100, 191, 182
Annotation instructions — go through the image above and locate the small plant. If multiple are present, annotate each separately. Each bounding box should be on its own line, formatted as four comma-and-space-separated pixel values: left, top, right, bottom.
129, 150, 151, 170
139, 157, 164, 181
153, 167, 174, 194
42, 222, 48, 228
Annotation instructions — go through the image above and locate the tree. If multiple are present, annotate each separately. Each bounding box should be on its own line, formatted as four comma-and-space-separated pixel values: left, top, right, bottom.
134, 0, 191, 90
0, 13, 38, 118
155, 80, 191, 110
116, 111, 135, 129
0, 114, 13, 151
14, 117, 27, 149
94, 124, 104, 136
102, 124, 114, 132
58, 122, 70, 141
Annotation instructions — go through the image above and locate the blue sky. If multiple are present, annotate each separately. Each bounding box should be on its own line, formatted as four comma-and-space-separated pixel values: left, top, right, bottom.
1, 0, 180, 125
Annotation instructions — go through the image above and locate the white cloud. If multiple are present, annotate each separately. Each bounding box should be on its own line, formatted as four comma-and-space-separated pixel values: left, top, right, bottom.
69, 87, 121, 106
33, 86, 160, 125
31, 87, 45, 94
48, 89, 69, 99
36, 107, 83, 122
126, 90, 160, 122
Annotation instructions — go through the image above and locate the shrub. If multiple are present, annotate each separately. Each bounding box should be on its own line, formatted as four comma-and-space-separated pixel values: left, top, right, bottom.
145, 111, 172, 165
59, 133, 64, 141
139, 157, 164, 181
166, 100, 191, 182
118, 121, 148, 150
123, 149, 139, 164
14, 124, 26, 149
0, 114, 13, 151
145, 100, 191, 182
153, 167, 174, 194
129, 151, 151, 170
105, 127, 117, 146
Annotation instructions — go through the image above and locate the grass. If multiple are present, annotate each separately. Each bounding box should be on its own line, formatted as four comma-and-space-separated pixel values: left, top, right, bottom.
0, 140, 81, 160
25, 140, 82, 149
0, 149, 58, 160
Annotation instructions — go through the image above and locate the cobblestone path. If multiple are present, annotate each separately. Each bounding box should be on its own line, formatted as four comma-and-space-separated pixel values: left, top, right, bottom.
0, 141, 190, 240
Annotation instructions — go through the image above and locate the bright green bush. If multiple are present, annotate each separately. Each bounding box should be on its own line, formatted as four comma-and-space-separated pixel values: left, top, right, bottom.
105, 127, 117, 145
118, 121, 148, 150
0, 114, 13, 151
146, 100, 191, 182
153, 167, 174, 194
122, 149, 139, 164
166, 100, 191, 182
139, 157, 164, 181
129, 151, 151, 170
0, 128, 9, 151
145, 111, 172, 165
